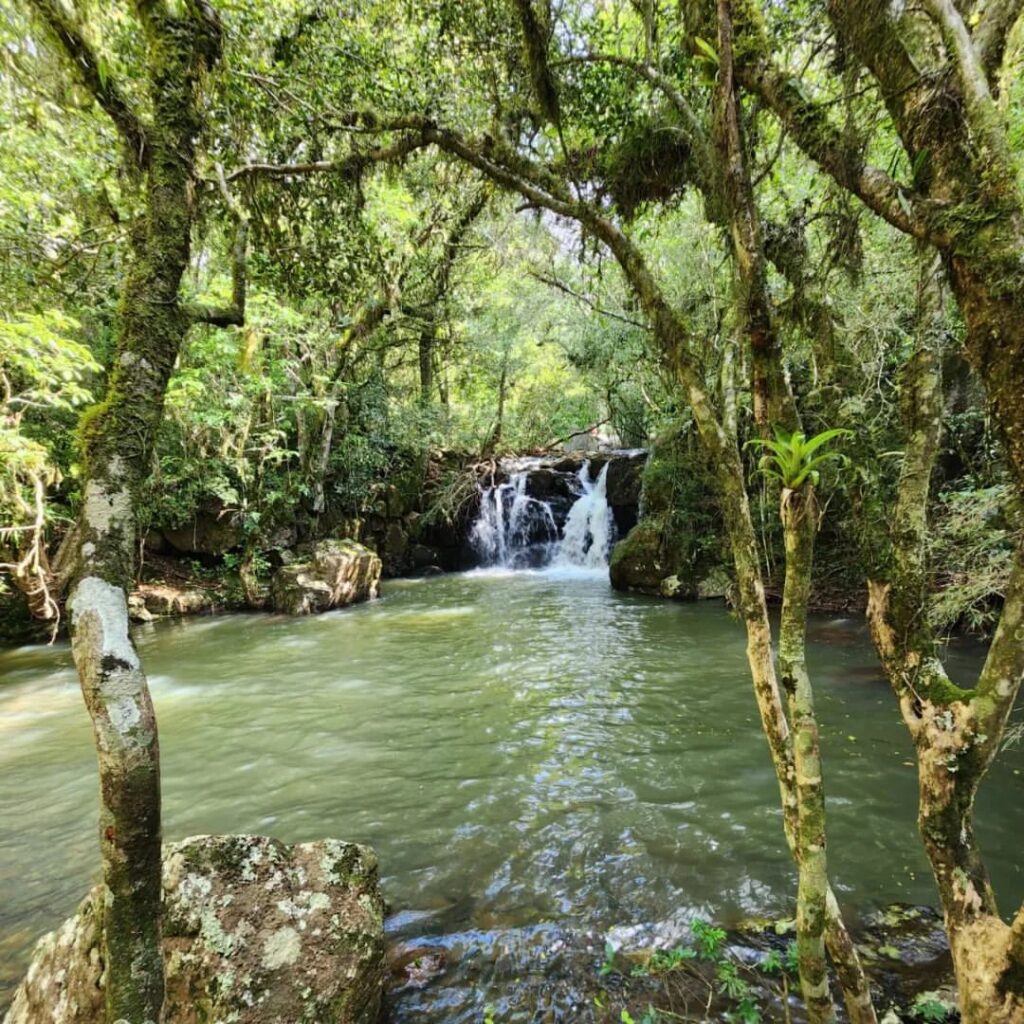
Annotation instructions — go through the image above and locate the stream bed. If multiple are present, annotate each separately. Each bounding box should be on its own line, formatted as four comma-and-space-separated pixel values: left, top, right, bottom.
1, 568, 1021, 1016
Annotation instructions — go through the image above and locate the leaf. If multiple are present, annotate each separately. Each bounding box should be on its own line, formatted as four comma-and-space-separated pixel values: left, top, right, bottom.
693, 36, 720, 65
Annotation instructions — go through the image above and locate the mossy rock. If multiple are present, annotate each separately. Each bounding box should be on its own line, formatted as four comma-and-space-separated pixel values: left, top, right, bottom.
5, 835, 386, 1024
610, 518, 691, 594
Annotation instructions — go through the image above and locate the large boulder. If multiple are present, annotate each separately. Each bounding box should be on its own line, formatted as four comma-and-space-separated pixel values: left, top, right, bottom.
271, 539, 381, 615
602, 451, 646, 535
603, 452, 645, 508
609, 519, 676, 594
4, 834, 386, 1024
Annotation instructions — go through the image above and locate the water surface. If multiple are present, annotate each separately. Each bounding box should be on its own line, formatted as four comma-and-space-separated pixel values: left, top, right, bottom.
1, 569, 1020, 1011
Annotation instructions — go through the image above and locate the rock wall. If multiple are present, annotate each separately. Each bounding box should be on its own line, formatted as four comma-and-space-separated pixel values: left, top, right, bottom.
4, 834, 385, 1024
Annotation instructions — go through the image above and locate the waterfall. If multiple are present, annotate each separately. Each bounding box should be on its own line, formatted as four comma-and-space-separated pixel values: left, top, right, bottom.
555, 462, 614, 568
469, 470, 559, 569
469, 459, 615, 570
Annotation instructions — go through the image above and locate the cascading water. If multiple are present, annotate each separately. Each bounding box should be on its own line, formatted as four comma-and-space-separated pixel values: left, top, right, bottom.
469, 470, 559, 569
555, 462, 614, 568
470, 459, 615, 570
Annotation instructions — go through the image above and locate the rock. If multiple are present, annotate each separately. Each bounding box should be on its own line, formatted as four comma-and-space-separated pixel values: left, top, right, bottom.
696, 566, 732, 601
136, 584, 216, 617
409, 544, 441, 568
128, 592, 155, 622
383, 522, 409, 567
549, 455, 585, 474
5, 834, 386, 1024
659, 575, 684, 599
271, 539, 381, 615
604, 452, 646, 506
610, 520, 681, 594
523, 469, 579, 503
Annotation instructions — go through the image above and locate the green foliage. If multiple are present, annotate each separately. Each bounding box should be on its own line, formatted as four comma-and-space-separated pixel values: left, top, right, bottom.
929, 483, 1015, 635
747, 428, 853, 490
910, 991, 953, 1022
692, 919, 727, 960
1, 310, 99, 589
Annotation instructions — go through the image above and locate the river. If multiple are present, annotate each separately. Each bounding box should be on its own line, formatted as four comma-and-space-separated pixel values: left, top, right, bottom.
1, 568, 1020, 1016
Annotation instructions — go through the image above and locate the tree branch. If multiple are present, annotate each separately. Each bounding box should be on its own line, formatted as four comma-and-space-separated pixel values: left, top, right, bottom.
973, 0, 1024, 84
225, 135, 427, 182
26, 0, 148, 166
730, 9, 948, 246
973, 538, 1024, 765
528, 269, 648, 328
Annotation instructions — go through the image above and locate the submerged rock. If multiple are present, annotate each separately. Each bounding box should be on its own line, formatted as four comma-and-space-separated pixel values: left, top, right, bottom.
271, 539, 381, 615
4, 834, 386, 1024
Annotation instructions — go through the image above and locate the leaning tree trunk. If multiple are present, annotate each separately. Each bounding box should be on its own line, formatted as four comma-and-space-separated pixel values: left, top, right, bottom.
860, 261, 1024, 1023
27, 2, 230, 1020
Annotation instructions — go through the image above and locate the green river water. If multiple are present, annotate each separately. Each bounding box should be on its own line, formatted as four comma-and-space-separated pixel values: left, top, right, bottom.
1, 568, 1021, 1016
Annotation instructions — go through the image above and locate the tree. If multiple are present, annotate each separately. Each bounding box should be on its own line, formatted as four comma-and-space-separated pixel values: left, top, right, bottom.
25, 1, 237, 1018
730, 6, 1024, 1018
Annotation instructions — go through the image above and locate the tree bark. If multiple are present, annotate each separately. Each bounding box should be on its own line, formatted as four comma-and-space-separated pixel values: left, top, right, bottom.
779, 487, 834, 1024
862, 261, 1024, 1022
27, 2, 228, 1020
713, 0, 796, 434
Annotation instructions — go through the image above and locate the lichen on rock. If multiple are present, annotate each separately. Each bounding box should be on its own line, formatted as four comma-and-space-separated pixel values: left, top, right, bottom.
4, 835, 386, 1024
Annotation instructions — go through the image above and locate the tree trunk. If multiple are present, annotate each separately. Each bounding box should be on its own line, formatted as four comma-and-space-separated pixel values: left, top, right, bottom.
863, 263, 1024, 1022
711, 6, 868, 1016
27, 3, 227, 1020
779, 487, 834, 1024
713, 0, 795, 434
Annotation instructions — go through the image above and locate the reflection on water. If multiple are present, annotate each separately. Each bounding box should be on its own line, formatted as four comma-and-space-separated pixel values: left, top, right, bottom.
1, 570, 1021, 1010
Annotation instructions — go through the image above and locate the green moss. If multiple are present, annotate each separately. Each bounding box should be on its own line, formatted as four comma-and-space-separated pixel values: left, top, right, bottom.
600, 115, 695, 219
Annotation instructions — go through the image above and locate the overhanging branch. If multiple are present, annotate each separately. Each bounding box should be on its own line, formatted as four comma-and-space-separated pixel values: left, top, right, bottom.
225, 135, 427, 182
730, 15, 948, 247
27, 0, 148, 167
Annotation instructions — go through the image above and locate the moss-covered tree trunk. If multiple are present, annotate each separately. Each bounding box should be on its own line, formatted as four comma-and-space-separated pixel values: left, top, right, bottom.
866, 339, 1024, 1023
778, 487, 833, 1023
823, 0, 1024, 503
711, 7, 869, 1017
27, 2, 229, 1021
730, 8, 1024, 1008
850, 261, 1024, 1023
